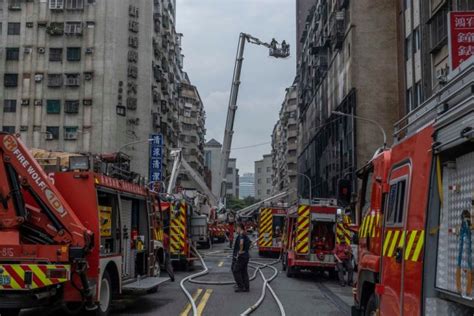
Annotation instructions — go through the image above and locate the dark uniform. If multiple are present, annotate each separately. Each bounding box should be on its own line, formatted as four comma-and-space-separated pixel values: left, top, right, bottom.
232, 233, 251, 291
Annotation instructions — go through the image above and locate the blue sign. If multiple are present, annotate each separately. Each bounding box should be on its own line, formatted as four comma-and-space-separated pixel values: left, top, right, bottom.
149, 133, 163, 183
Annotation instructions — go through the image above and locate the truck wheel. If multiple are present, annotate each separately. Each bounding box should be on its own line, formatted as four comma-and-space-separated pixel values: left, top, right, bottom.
165, 256, 175, 282
96, 271, 112, 316
365, 293, 379, 316
0, 309, 20, 316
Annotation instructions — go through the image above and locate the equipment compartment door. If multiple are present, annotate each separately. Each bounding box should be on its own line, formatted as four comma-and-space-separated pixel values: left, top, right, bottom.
258, 208, 273, 248
380, 164, 410, 315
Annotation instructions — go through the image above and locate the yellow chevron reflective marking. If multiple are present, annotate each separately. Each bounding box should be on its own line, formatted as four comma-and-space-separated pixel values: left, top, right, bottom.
297, 229, 309, 241
398, 231, 406, 248
411, 230, 425, 261
387, 230, 400, 257
360, 216, 367, 237
368, 215, 375, 237
382, 230, 393, 256
260, 219, 272, 231
405, 230, 418, 260
30, 265, 52, 286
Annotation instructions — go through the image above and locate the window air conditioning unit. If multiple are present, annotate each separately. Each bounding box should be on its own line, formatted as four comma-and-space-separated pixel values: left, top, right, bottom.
38, 47, 46, 54
21, 99, 30, 106
26, 22, 34, 28
24, 47, 32, 54
84, 72, 93, 81
85, 47, 94, 54
83, 99, 93, 106
35, 74, 44, 82
436, 68, 448, 85
65, 132, 77, 140
34, 100, 43, 106
46, 133, 54, 140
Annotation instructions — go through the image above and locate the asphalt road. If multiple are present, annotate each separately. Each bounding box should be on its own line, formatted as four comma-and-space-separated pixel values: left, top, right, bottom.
112, 239, 354, 316
17, 237, 353, 316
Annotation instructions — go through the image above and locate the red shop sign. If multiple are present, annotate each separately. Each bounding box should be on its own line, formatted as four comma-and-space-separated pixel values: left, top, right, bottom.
449, 11, 474, 71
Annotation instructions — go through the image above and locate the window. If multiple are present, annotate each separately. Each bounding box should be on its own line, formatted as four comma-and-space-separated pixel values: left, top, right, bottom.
6, 48, 20, 61
266, 167, 271, 172
46, 126, 59, 140
2, 126, 15, 133
7, 22, 20, 35
414, 81, 423, 108
4, 100, 17, 113
49, 0, 64, 9
385, 180, 407, 225
257, 167, 262, 173
64, 126, 78, 140
456, 0, 474, 10
48, 74, 63, 87
406, 87, 413, 112
227, 167, 233, 175
226, 183, 233, 190
413, 27, 420, 52
430, 5, 448, 50
405, 34, 412, 60
67, 47, 81, 61
49, 48, 63, 62
47, 22, 64, 36
266, 189, 271, 195
404, 0, 411, 10
65, 73, 80, 86
4, 74, 18, 87
65, 100, 79, 113
266, 178, 271, 184
360, 170, 374, 216
65, 22, 82, 35
46, 100, 61, 114
65, 0, 84, 9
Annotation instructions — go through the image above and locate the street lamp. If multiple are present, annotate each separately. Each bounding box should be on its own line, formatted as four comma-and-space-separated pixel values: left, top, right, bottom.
289, 172, 312, 202
332, 111, 387, 149
118, 138, 154, 153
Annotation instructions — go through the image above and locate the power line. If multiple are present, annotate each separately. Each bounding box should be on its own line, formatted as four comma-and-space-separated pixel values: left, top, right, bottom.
231, 141, 272, 150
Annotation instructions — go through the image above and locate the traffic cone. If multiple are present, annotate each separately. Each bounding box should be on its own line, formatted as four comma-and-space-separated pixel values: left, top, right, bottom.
456, 267, 462, 293
467, 269, 473, 296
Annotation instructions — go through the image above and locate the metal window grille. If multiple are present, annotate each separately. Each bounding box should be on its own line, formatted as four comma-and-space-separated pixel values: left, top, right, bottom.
47, 74, 63, 87
3, 100, 17, 112
7, 22, 20, 35
65, 100, 79, 113
6, 48, 19, 60
49, 0, 64, 9
65, 0, 83, 9
49, 48, 63, 62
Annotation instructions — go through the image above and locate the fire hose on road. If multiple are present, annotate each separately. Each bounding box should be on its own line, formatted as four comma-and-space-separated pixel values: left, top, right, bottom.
179, 245, 286, 316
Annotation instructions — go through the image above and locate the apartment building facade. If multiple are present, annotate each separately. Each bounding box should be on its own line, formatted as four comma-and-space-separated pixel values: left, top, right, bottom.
297, 0, 399, 199
255, 154, 273, 200
272, 85, 298, 203
177, 73, 206, 189
397, 0, 474, 116
204, 138, 239, 200
0, 0, 188, 179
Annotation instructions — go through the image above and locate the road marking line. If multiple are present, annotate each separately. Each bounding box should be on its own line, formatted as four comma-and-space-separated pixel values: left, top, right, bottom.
218, 261, 224, 267
197, 289, 213, 316
180, 288, 203, 316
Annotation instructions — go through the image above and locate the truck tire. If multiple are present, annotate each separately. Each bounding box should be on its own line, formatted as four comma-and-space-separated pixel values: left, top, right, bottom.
281, 253, 287, 271
165, 256, 175, 282
0, 309, 20, 316
365, 293, 379, 316
96, 271, 112, 316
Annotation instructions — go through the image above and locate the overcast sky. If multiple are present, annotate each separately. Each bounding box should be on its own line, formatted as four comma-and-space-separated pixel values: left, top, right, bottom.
177, 0, 296, 174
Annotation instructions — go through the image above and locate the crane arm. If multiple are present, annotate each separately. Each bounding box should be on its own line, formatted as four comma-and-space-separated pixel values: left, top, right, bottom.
167, 149, 218, 206
0, 134, 93, 248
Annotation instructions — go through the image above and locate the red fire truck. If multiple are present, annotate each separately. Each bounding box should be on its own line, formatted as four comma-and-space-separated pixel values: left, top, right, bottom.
352, 63, 474, 315
282, 199, 341, 277
257, 207, 287, 256
0, 135, 168, 316
159, 199, 195, 270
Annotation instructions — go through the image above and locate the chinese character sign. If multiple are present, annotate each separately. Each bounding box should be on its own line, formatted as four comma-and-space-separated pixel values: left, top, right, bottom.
449, 12, 474, 71
149, 134, 163, 184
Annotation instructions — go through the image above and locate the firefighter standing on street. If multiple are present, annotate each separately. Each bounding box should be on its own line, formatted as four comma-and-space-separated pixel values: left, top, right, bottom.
232, 223, 251, 292
333, 235, 353, 286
